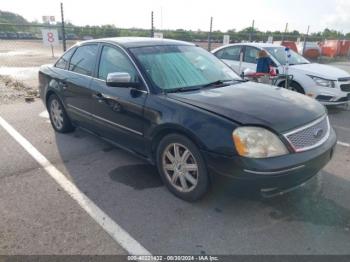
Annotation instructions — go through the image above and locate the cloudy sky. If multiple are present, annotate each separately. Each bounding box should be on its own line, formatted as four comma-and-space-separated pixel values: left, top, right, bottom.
0, 0, 349, 33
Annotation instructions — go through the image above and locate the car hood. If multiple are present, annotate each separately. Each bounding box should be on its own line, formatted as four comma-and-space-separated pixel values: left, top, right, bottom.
289, 63, 350, 80
167, 82, 326, 133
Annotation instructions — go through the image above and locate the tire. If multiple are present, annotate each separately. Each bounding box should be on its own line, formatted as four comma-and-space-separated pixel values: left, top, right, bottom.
289, 81, 305, 94
156, 134, 209, 202
47, 94, 75, 133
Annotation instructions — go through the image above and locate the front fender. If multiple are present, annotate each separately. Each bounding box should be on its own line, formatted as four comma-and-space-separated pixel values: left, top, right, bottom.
143, 94, 239, 157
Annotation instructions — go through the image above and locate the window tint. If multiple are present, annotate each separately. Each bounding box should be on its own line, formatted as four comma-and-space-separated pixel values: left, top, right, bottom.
218, 46, 241, 61
244, 46, 259, 64
98, 45, 137, 81
55, 47, 76, 69
69, 44, 98, 76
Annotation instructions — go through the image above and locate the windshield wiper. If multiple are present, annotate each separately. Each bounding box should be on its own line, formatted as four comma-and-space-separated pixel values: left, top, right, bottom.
165, 86, 201, 93
202, 80, 233, 87
289, 62, 309, 66
202, 79, 246, 88
165, 79, 246, 93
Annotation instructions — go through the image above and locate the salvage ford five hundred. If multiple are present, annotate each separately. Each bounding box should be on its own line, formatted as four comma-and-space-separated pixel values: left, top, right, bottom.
39, 37, 337, 201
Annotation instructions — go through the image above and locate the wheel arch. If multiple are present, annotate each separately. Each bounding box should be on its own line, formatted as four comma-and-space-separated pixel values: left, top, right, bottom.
150, 124, 206, 163
278, 79, 305, 93
150, 124, 214, 185
45, 90, 65, 109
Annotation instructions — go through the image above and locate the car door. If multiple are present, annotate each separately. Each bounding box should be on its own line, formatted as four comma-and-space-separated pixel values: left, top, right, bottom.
241, 46, 260, 73
215, 45, 242, 73
89, 44, 148, 155
63, 44, 99, 128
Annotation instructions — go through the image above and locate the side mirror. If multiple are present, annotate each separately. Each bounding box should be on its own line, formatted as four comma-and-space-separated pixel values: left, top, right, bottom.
106, 72, 140, 88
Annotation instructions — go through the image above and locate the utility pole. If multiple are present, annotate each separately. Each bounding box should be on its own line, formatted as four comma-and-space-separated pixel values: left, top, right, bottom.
60, 2, 66, 52
302, 25, 310, 56
151, 11, 154, 38
281, 22, 288, 42
249, 20, 255, 42
208, 17, 213, 51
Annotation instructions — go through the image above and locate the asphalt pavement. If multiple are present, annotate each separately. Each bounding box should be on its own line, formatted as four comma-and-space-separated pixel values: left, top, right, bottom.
0, 96, 350, 256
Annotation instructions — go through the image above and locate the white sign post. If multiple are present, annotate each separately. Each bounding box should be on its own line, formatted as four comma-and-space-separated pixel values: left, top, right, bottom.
41, 29, 59, 58
42, 16, 55, 23
154, 32, 163, 39
223, 35, 230, 45
267, 36, 273, 43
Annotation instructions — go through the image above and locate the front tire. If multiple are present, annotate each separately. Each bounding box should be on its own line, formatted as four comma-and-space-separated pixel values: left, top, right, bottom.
48, 94, 75, 133
156, 134, 209, 202
289, 81, 305, 94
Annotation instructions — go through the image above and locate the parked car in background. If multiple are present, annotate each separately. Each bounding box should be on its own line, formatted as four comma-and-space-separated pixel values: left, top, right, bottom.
297, 42, 321, 59
39, 37, 337, 201
0, 32, 7, 39
212, 43, 350, 105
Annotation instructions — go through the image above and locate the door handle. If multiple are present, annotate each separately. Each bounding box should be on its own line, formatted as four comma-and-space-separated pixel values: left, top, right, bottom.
59, 81, 68, 90
92, 93, 108, 103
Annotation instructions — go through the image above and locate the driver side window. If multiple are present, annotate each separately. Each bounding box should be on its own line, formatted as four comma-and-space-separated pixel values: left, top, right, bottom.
98, 45, 137, 81
218, 46, 241, 61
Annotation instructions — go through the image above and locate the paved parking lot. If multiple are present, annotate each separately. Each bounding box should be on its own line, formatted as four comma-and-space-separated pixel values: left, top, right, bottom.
0, 96, 350, 255
0, 60, 350, 256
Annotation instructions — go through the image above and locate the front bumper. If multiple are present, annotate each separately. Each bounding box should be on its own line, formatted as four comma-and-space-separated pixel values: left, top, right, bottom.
313, 83, 350, 105
203, 127, 337, 192
316, 93, 350, 105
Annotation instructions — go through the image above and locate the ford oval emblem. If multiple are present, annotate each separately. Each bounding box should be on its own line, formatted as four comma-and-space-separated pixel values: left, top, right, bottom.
314, 128, 323, 138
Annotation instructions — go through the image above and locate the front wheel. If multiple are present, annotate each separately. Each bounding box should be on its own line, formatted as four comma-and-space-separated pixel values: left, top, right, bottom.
289, 81, 305, 94
156, 134, 210, 202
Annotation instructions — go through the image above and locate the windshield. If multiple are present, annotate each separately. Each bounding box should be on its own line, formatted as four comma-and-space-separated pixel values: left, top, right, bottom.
265, 47, 310, 65
130, 45, 241, 91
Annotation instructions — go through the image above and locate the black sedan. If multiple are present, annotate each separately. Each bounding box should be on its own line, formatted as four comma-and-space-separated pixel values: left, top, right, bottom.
39, 37, 336, 201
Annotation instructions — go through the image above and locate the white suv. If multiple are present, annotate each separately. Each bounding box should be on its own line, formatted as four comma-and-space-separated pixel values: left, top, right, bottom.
212, 43, 350, 105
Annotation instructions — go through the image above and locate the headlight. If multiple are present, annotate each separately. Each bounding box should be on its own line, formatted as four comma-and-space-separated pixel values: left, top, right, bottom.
232, 127, 288, 158
308, 75, 335, 88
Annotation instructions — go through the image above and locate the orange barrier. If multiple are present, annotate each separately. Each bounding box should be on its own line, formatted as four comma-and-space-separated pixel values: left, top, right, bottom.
339, 40, 350, 56
321, 40, 350, 57
280, 41, 298, 53
303, 48, 321, 59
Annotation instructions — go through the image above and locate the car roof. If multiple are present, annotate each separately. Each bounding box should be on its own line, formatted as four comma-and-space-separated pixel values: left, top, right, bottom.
212, 42, 284, 53
80, 37, 194, 48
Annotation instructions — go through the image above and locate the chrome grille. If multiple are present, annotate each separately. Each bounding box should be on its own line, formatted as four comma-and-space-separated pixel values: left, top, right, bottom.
338, 77, 350, 82
284, 116, 330, 152
340, 84, 350, 92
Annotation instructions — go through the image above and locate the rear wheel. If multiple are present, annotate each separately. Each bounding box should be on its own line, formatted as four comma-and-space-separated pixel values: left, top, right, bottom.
156, 134, 209, 202
48, 94, 75, 133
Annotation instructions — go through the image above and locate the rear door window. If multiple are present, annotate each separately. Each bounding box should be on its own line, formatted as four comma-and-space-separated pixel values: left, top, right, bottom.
55, 47, 76, 70
69, 44, 98, 76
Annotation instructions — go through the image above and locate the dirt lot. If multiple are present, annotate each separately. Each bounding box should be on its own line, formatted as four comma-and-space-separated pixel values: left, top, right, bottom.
0, 40, 74, 103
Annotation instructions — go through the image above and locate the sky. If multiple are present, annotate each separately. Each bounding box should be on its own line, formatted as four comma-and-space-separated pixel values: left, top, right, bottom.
0, 0, 349, 33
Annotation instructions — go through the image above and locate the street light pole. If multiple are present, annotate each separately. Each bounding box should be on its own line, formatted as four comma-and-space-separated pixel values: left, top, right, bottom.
302, 25, 310, 56
60, 2, 66, 52
208, 17, 213, 51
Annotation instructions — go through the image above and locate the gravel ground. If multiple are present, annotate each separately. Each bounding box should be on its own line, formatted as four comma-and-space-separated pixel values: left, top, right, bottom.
0, 75, 39, 104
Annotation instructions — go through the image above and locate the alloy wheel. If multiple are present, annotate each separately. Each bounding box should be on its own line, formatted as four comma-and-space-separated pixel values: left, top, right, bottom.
50, 99, 64, 130
162, 143, 199, 193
